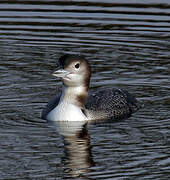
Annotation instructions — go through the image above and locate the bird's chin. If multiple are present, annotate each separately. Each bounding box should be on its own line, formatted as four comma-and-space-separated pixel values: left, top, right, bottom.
63, 74, 72, 81
62, 76, 72, 84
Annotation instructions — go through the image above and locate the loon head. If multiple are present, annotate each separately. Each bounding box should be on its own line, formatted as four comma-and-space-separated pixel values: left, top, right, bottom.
53, 54, 91, 89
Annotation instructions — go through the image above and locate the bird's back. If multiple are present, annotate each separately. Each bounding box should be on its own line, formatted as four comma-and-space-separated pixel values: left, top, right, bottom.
85, 88, 141, 120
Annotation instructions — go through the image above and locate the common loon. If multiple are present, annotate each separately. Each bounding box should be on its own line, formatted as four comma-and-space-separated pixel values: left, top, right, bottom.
41, 54, 141, 121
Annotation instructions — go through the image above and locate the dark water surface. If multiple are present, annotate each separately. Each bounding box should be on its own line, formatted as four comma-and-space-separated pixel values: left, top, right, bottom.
0, 0, 170, 179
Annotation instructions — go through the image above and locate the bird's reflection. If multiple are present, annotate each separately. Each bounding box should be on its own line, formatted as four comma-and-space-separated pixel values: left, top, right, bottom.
48, 121, 95, 178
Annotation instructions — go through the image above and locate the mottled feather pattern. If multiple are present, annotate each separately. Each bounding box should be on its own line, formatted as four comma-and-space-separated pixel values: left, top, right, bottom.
84, 88, 141, 120
86, 88, 140, 112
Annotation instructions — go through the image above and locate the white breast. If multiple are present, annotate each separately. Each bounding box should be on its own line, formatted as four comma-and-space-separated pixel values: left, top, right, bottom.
47, 101, 87, 121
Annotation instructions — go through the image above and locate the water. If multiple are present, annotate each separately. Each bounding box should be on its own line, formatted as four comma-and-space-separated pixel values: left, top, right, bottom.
0, 0, 170, 179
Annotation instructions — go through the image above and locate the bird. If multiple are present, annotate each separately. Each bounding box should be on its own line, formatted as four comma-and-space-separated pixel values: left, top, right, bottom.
41, 54, 141, 121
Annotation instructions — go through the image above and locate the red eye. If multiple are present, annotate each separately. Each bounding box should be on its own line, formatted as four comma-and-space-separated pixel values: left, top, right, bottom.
75, 63, 80, 69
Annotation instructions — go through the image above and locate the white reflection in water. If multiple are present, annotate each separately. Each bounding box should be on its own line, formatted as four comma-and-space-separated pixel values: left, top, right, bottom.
48, 121, 95, 178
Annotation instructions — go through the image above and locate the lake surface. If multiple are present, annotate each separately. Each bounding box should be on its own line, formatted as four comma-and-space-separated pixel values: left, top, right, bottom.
0, 0, 170, 179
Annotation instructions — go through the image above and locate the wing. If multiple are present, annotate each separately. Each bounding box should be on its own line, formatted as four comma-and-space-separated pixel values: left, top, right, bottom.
85, 88, 141, 120
41, 93, 61, 120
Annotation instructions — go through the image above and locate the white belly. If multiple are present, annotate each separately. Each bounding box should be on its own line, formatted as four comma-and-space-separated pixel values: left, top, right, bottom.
47, 102, 87, 121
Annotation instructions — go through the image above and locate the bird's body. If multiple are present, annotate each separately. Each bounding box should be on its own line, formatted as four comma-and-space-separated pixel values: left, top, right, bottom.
41, 54, 140, 121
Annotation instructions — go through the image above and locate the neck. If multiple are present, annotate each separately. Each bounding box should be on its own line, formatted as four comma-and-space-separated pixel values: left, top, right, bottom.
60, 85, 88, 108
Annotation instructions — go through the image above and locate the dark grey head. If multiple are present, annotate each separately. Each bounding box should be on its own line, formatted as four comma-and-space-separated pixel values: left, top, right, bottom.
53, 54, 91, 88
